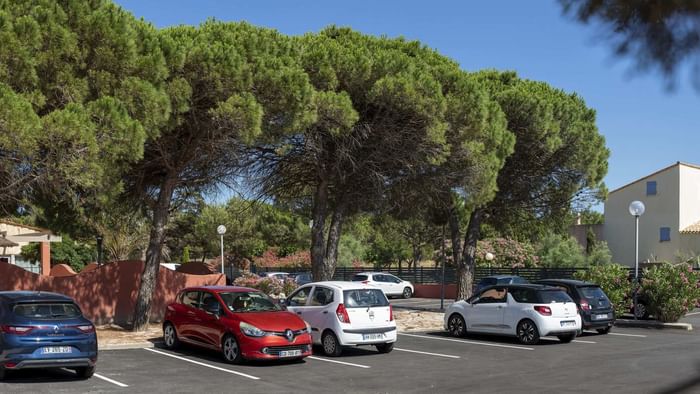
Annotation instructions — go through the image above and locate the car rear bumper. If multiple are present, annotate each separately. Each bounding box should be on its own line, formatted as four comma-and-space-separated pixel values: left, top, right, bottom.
4, 357, 96, 370
582, 311, 615, 329
537, 316, 582, 336
339, 325, 397, 345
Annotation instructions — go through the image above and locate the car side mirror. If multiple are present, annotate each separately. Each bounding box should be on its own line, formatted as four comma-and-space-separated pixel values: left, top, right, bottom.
205, 302, 222, 317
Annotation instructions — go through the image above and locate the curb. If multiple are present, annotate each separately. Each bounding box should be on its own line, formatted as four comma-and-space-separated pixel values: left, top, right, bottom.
393, 305, 445, 313
100, 340, 163, 351
614, 319, 693, 331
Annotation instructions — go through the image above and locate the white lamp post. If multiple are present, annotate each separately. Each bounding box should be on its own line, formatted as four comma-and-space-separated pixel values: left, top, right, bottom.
485, 252, 495, 274
628, 200, 645, 320
217, 225, 227, 274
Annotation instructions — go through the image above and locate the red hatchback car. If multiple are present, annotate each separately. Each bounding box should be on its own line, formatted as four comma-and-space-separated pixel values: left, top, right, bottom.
163, 286, 312, 363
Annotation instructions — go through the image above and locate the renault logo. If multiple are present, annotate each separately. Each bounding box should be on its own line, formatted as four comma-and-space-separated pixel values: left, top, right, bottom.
53, 325, 59, 333
285, 329, 294, 342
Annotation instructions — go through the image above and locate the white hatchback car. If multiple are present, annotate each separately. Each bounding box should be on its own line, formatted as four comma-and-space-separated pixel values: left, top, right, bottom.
444, 284, 581, 345
351, 272, 414, 299
284, 281, 397, 356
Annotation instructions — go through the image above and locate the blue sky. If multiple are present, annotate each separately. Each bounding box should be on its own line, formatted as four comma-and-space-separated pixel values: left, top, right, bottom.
115, 0, 700, 208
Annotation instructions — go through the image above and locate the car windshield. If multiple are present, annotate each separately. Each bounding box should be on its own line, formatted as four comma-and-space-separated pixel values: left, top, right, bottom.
343, 289, 389, 308
537, 290, 573, 303
13, 302, 81, 319
218, 292, 281, 312
351, 275, 368, 281
580, 286, 608, 300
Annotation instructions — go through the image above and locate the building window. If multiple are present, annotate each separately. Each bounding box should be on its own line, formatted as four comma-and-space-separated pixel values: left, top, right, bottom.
660, 227, 671, 242
646, 181, 657, 195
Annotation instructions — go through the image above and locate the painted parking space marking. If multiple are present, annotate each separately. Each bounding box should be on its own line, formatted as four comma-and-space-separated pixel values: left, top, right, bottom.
608, 332, 647, 338
394, 347, 460, 359
540, 337, 596, 344
307, 356, 371, 369
94, 373, 129, 388
399, 333, 534, 351
685, 311, 700, 316
144, 348, 260, 380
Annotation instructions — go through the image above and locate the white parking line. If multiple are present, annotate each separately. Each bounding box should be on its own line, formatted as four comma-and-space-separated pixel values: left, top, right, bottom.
394, 347, 460, 359
94, 373, 129, 388
307, 356, 371, 368
398, 333, 534, 351
608, 332, 647, 338
143, 348, 260, 380
541, 337, 597, 344
685, 311, 700, 316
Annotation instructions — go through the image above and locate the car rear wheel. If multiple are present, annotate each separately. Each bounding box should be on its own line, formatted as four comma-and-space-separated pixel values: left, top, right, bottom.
447, 314, 467, 337
557, 333, 576, 343
222, 334, 243, 364
634, 302, 649, 319
596, 326, 612, 334
516, 319, 540, 345
75, 366, 95, 379
376, 342, 394, 353
321, 330, 343, 357
402, 287, 413, 299
163, 322, 180, 349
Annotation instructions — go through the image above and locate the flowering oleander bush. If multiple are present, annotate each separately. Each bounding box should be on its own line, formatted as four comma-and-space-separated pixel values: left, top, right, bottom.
476, 238, 539, 268
233, 271, 298, 298
640, 263, 700, 322
253, 249, 311, 271
574, 263, 631, 314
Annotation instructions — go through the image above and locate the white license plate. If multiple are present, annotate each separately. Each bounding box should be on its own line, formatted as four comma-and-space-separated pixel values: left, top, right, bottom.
560, 321, 576, 328
362, 333, 385, 341
594, 314, 609, 320
42, 346, 72, 354
278, 349, 302, 357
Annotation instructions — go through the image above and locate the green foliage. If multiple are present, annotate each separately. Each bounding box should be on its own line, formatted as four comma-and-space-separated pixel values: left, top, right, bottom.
574, 263, 632, 315
232, 271, 298, 298
476, 238, 539, 268
641, 263, 700, 323
21, 235, 95, 272
587, 241, 613, 265
536, 233, 586, 268
182, 246, 191, 264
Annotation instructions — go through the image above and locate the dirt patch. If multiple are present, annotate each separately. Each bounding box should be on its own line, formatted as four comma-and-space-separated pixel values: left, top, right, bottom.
394, 310, 444, 332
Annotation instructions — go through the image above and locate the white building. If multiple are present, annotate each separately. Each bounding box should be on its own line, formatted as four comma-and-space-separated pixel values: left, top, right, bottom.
604, 162, 700, 266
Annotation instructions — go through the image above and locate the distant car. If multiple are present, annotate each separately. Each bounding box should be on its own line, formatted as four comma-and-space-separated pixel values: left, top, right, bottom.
294, 272, 313, 286
444, 284, 581, 345
0, 291, 98, 381
259, 272, 291, 280
534, 279, 615, 334
163, 286, 312, 363
285, 281, 396, 356
351, 272, 414, 298
474, 275, 528, 293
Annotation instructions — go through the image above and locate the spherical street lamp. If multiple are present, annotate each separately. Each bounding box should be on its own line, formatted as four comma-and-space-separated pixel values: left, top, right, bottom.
217, 225, 227, 274
485, 252, 495, 274
628, 200, 645, 320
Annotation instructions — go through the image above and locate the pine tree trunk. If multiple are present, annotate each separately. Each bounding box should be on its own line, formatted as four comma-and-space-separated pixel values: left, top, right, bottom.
311, 180, 328, 281
132, 176, 176, 331
456, 210, 482, 301
322, 202, 346, 280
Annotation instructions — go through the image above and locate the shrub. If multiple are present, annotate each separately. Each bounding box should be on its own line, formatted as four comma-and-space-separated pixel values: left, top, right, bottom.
537, 233, 586, 268
233, 271, 298, 299
640, 263, 700, 322
253, 249, 311, 271
476, 238, 539, 268
586, 241, 613, 265
574, 263, 631, 314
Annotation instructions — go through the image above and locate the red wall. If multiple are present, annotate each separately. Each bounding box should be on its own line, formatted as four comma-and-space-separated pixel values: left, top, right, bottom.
414, 284, 457, 299
0, 261, 225, 325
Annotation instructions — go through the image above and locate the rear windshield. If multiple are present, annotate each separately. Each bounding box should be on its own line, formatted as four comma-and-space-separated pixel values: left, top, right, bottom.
579, 286, 608, 300
343, 289, 389, 308
351, 275, 368, 281
479, 278, 497, 286
13, 303, 81, 319
537, 290, 574, 303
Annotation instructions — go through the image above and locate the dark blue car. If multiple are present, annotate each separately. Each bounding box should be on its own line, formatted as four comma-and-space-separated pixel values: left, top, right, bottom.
0, 291, 98, 380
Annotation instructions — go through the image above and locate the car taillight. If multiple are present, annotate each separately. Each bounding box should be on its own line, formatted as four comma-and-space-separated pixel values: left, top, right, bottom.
336, 303, 351, 323
389, 304, 394, 321
75, 324, 95, 333
1, 325, 35, 335
579, 299, 591, 311
534, 306, 552, 316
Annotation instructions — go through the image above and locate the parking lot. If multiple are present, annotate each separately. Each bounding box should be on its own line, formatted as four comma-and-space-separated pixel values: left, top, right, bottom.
3, 325, 700, 394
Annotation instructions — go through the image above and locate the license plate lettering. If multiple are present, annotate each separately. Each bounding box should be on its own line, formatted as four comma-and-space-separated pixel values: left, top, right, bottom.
362, 333, 385, 341
595, 314, 609, 320
560, 321, 576, 328
42, 346, 72, 354
278, 349, 302, 357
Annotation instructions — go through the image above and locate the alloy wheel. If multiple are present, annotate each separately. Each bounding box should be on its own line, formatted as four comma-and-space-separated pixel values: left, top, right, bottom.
223, 336, 239, 362
517, 320, 539, 345
164, 325, 175, 347
448, 315, 465, 337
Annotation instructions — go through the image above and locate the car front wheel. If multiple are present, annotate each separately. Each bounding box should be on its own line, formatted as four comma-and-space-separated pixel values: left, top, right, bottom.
634, 302, 649, 319
222, 334, 243, 364
402, 287, 413, 299
376, 342, 394, 353
321, 330, 343, 357
447, 314, 466, 337
516, 319, 540, 345
75, 366, 95, 379
163, 322, 180, 349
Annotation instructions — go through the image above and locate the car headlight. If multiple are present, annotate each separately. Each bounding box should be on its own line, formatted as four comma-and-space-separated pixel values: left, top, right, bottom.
240, 322, 267, 337
305, 321, 312, 334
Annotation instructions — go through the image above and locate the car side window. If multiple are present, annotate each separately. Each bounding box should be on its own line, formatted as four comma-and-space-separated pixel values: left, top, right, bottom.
510, 288, 535, 303
372, 274, 384, 282
310, 286, 334, 306
200, 292, 219, 311
478, 288, 507, 303
182, 291, 200, 308
288, 287, 312, 306
388, 275, 401, 284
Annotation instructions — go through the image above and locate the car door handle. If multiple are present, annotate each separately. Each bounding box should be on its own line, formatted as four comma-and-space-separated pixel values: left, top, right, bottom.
322, 311, 328, 314
296, 311, 302, 315
497, 306, 504, 309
